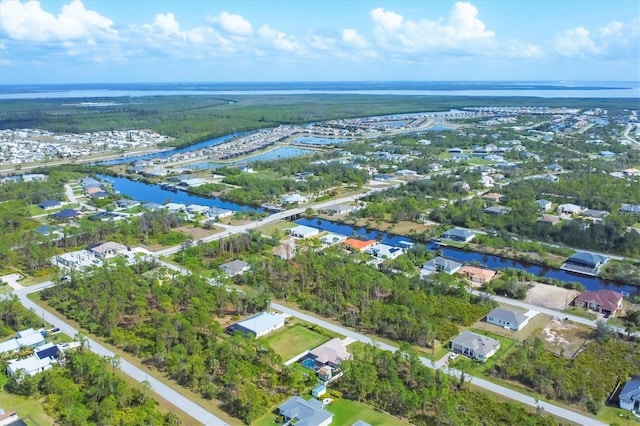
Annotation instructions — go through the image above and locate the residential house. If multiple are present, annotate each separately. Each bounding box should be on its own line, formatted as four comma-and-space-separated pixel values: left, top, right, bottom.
207, 207, 233, 220
80, 177, 102, 189
622, 168, 640, 177
343, 238, 376, 252
85, 186, 104, 196
458, 265, 497, 284
573, 289, 623, 315
557, 203, 585, 215
0, 409, 19, 426
50, 209, 79, 221
38, 200, 62, 210
441, 228, 476, 243
301, 337, 351, 382
561, 252, 609, 275
227, 312, 285, 338
0, 328, 46, 355
115, 199, 140, 209
366, 243, 404, 259
88, 242, 127, 259
277, 396, 333, 426
422, 257, 463, 275
396, 169, 418, 176
581, 209, 609, 222
273, 239, 296, 260
599, 150, 616, 157
320, 233, 347, 246
312, 384, 327, 398
281, 193, 307, 205
220, 260, 251, 277
322, 203, 359, 215
451, 331, 500, 362
35, 225, 63, 238
621, 204, 640, 215
186, 204, 210, 215
288, 225, 320, 239
484, 206, 512, 215
619, 377, 640, 412
482, 193, 505, 203
538, 215, 561, 226
7, 355, 55, 377
486, 308, 530, 331
536, 199, 552, 212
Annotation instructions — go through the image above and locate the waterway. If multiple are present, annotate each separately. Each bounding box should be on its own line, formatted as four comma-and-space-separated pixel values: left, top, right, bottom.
186, 147, 317, 170
293, 218, 637, 294
97, 174, 262, 213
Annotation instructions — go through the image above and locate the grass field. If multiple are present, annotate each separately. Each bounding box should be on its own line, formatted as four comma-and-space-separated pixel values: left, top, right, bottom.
326, 398, 409, 425
263, 323, 330, 361
564, 306, 598, 320
0, 393, 54, 426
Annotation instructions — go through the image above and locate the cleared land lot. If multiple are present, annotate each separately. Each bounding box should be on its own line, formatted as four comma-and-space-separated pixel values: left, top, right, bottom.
524, 283, 581, 311
534, 317, 593, 358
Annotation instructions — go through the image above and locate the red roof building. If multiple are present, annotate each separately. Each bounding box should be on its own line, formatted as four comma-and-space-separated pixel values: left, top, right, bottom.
573, 289, 623, 315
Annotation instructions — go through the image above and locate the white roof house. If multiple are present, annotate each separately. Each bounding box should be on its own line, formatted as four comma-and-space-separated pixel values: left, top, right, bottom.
187, 204, 210, 214
486, 308, 530, 331
88, 242, 127, 259
366, 243, 404, 259
281, 193, 308, 205
557, 203, 585, 215
288, 225, 320, 239
227, 312, 286, 338
220, 260, 251, 277
0, 328, 45, 355
7, 355, 55, 377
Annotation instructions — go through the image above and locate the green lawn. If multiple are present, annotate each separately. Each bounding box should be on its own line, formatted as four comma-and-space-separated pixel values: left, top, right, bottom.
0, 393, 54, 426
263, 323, 330, 361
451, 329, 518, 376
564, 306, 598, 320
326, 398, 409, 426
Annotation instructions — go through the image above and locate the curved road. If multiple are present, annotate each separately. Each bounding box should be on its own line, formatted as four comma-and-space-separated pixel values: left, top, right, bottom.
14, 282, 229, 426
271, 302, 606, 426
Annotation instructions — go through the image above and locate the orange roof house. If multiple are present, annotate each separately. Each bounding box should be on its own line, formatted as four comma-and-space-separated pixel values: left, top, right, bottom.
343, 238, 376, 251
458, 265, 497, 284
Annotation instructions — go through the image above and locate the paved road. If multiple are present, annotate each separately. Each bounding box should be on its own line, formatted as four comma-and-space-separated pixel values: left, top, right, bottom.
13, 283, 229, 426
271, 302, 607, 426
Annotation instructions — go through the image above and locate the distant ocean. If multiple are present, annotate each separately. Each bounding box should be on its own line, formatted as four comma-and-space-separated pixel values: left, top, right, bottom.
0, 81, 638, 99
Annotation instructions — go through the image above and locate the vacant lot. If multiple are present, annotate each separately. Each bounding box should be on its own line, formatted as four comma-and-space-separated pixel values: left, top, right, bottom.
535, 316, 593, 358
524, 282, 581, 311
263, 323, 330, 361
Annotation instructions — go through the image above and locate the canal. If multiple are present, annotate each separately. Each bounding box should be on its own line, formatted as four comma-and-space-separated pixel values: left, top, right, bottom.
293, 217, 637, 294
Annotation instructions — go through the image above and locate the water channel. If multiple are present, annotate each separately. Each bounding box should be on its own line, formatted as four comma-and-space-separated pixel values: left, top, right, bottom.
94, 121, 636, 294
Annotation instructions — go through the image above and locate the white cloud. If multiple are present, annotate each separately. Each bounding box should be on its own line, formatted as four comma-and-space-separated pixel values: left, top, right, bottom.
554, 27, 600, 56
370, 2, 494, 54
258, 25, 301, 52
554, 18, 639, 57
504, 39, 543, 59
208, 11, 253, 36
0, 0, 116, 42
153, 13, 181, 37
342, 29, 368, 49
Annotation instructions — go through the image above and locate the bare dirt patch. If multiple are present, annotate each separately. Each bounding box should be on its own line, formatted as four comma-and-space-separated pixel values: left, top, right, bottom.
524, 282, 581, 311
174, 225, 222, 240
536, 317, 592, 358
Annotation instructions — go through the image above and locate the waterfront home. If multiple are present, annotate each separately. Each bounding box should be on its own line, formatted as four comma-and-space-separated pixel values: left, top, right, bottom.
288, 225, 320, 239
422, 257, 463, 275
366, 243, 403, 259
227, 312, 285, 338
561, 252, 608, 276
457, 265, 497, 284
281, 193, 307, 205
486, 308, 530, 331
115, 199, 140, 209
573, 289, 623, 315
451, 331, 500, 362
344, 238, 376, 252
441, 228, 475, 243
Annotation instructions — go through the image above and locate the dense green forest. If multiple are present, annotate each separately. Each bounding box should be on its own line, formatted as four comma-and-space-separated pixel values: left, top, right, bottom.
339, 343, 558, 426
491, 337, 640, 415
2, 350, 180, 425
40, 261, 289, 423
0, 298, 178, 425
235, 246, 495, 345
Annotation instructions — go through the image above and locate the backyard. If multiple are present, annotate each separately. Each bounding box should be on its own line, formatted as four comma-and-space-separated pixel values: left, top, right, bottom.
0, 393, 54, 426
263, 322, 333, 361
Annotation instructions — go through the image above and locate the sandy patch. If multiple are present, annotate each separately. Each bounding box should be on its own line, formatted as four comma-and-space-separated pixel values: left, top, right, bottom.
524, 282, 581, 311
538, 316, 591, 358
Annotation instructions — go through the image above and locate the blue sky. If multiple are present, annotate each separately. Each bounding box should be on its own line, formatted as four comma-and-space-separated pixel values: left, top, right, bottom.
0, 0, 638, 84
